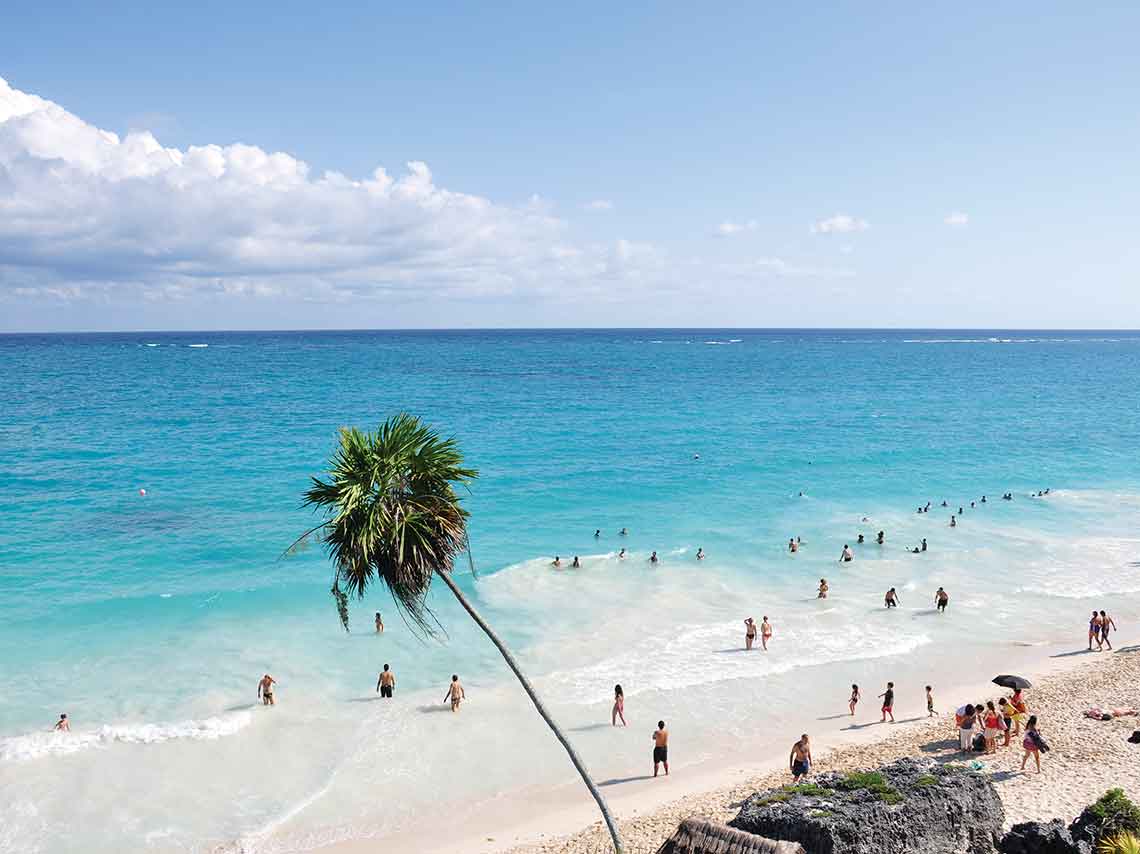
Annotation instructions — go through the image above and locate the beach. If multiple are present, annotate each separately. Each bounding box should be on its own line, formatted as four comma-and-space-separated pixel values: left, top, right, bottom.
482, 644, 1140, 854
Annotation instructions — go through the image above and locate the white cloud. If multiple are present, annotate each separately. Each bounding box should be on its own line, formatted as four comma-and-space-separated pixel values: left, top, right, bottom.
943, 211, 969, 227
0, 78, 656, 305
810, 214, 869, 234
716, 219, 758, 236
582, 199, 613, 211
727, 256, 855, 279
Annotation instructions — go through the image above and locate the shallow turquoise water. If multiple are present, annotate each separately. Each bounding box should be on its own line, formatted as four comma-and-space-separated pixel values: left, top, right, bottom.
2, 330, 1140, 851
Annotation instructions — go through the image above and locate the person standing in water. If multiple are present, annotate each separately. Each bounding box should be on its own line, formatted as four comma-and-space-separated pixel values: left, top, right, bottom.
840, 544, 853, 562
375, 612, 384, 633
551, 556, 562, 568
618, 548, 626, 559
849, 684, 860, 715
790, 734, 812, 781
612, 684, 626, 726
876, 531, 885, 545
857, 533, 864, 544
376, 664, 396, 697
594, 529, 601, 538
789, 538, 798, 553
761, 616, 772, 651
879, 682, 895, 722
54, 713, 70, 731
444, 675, 465, 711
258, 674, 277, 706
950, 515, 957, 527
744, 617, 757, 650
571, 556, 581, 568
696, 548, 705, 560
884, 587, 900, 608
649, 551, 658, 564
921, 538, 927, 552
652, 721, 669, 776
818, 578, 829, 598
619, 528, 628, 536
935, 587, 949, 612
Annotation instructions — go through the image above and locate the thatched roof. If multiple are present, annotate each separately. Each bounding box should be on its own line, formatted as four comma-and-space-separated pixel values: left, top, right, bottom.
656, 818, 806, 854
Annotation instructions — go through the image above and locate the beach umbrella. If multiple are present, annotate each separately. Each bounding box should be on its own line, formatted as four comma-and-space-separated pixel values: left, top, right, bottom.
992, 674, 1032, 690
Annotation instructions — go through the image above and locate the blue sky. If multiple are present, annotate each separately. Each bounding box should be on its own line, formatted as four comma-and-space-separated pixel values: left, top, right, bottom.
1, 2, 1137, 330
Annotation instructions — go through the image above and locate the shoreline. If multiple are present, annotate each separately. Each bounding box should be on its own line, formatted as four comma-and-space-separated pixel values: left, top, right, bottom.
314, 639, 1139, 854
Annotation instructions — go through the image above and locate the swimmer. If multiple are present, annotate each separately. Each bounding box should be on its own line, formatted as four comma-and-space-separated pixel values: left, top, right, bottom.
840, 545, 853, 562
761, 616, 772, 651
935, 587, 949, 612
258, 673, 277, 706
571, 556, 580, 568
849, 684, 860, 715
652, 721, 669, 776
911, 547, 920, 553
376, 664, 396, 698
958, 506, 964, 515
981, 495, 987, 503
884, 587, 900, 608
941, 500, 948, 507
818, 578, 829, 599
857, 534, 864, 544
444, 674, 465, 711
789, 538, 798, 553
618, 548, 626, 559
375, 612, 385, 633
620, 527, 629, 536
594, 529, 601, 538
552, 555, 562, 567
876, 531, 885, 545
950, 515, 957, 527
54, 713, 70, 731
696, 548, 705, 560
790, 734, 812, 781
649, 551, 658, 564
744, 617, 757, 650
921, 538, 927, 552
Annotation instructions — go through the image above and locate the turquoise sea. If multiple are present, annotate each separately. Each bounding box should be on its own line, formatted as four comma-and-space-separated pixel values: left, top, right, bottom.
3, 330, 1140, 852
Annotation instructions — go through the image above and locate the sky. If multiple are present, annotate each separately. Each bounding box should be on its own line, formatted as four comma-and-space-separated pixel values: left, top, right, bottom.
1, 2, 1138, 331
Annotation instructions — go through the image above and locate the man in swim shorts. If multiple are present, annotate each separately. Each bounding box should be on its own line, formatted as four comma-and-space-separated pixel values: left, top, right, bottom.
445, 674, 465, 711
879, 681, 895, 722
790, 734, 812, 781
840, 545, 853, 562
744, 617, 757, 650
884, 587, 900, 608
935, 587, 949, 612
258, 673, 276, 706
377, 664, 396, 698
652, 720, 669, 776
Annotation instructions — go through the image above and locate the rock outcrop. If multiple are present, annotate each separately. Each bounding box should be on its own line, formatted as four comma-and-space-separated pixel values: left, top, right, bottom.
998, 819, 1089, 854
728, 758, 1003, 854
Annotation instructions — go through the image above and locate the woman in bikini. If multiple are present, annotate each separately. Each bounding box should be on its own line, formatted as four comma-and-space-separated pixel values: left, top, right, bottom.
760, 616, 772, 651
612, 684, 627, 726
982, 701, 1004, 754
849, 684, 860, 716
1088, 610, 1101, 650
818, 578, 829, 599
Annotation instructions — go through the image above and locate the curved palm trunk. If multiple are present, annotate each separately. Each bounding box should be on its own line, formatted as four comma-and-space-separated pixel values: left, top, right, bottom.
434, 568, 624, 853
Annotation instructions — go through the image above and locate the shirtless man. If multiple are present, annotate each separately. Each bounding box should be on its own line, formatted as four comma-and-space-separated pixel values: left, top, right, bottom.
935, 587, 949, 613
696, 548, 705, 560
760, 616, 772, 651
54, 713, 70, 731
445, 674, 465, 711
375, 612, 384, 633
649, 551, 658, 564
652, 721, 669, 777
551, 556, 562, 568
789, 538, 798, 553
818, 578, 829, 599
258, 674, 277, 706
790, 734, 812, 781
376, 664, 396, 698
571, 556, 581, 568
744, 617, 757, 650
884, 587, 900, 608
839, 544, 853, 562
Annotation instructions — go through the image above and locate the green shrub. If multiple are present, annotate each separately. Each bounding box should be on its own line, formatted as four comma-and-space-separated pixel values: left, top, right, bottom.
914, 774, 939, 787
835, 771, 903, 804
1088, 790, 1140, 839
784, 783, 830, 797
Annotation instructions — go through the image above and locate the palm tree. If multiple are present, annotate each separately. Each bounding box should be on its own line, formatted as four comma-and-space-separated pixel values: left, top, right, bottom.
291, 413, 624, 852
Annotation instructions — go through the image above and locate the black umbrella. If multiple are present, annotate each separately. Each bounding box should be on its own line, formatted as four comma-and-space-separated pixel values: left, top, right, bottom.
993, 674, 1032, 691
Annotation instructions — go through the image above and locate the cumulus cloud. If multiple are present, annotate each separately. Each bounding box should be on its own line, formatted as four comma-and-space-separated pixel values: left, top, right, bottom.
943, 211, 969, 226
582, 199, 613, 211
0, 78, 654, 305
810, 214, 869, 234
716, 219, 758, 236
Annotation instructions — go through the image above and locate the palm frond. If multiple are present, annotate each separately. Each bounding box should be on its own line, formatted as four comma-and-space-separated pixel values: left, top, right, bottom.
297, 413, 477, 633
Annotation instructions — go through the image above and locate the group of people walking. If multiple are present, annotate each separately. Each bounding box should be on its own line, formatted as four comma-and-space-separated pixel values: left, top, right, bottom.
1088, 610, 1118, 650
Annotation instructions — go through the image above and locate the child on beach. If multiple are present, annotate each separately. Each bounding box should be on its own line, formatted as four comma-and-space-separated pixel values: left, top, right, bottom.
926, 685, 936, 716
612, 684, 626, 727
849, 684, 860, 715
1021, 715, 1046, 773
879, 682, 895, 722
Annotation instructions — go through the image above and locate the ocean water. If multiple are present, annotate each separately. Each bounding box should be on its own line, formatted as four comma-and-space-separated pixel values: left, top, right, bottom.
2, 329, 1140, 852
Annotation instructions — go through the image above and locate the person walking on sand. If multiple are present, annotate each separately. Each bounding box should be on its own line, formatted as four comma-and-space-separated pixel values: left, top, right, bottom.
258, 674, 276, 706
1100, 610, 1117, 650
1021, 715, 1046, 773
375, 612, 384, 633
1088, 610, 1101, 650
840, 544, 853, 562
879, 682, 895, 722
926, 685, 937, 716
612, 684, 626, 726
935, 587, 949, 613
849, 684, 860, 716
54, 713, 70, 731
652, 721, 669, 777
761, 616, 772, 651
818, 578, 829, 599
444, 675, 465, 711
790, 734, 812, 782
744, 617, 757, 650
376, 664, 396, 698
884, 587, 900, 608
